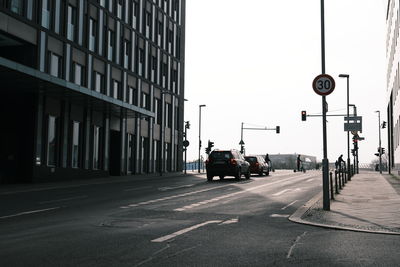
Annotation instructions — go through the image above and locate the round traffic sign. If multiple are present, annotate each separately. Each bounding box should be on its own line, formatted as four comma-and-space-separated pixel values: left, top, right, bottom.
312, 74, 335, 96
183, 140, 190, 147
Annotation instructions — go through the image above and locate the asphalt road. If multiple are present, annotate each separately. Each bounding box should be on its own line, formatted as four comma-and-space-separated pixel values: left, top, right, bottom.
0, 170, 399, 266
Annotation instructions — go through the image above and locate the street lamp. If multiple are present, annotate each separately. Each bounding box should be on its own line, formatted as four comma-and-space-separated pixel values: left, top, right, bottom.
375, 110, 382, 174
198, 104, 206, 173
339, 74, 351, 180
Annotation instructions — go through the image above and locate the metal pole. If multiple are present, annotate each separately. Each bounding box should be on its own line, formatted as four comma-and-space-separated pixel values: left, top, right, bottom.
241, 122, 244, 154
346, 77, 351, 181
198, 106, 201, 173
321, 0, 330, 211
184, 123, 187, 174
378, 111, 382, 174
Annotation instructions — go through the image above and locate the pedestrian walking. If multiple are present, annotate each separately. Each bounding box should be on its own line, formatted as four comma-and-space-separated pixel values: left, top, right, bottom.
337, 154, 345, 171
297, 155, 302, 172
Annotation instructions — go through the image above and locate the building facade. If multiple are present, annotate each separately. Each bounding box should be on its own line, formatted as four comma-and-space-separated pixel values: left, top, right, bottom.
0, 0, 186, 183
386, 0, 400, 174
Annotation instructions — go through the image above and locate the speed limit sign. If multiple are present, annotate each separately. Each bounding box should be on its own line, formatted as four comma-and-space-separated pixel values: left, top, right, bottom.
312, 74, 335, 96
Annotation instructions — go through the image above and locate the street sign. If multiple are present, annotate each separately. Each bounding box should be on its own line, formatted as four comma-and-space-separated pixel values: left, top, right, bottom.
344, 116, 362, 132
183, 140, 190, 147
312, 74, 336, 96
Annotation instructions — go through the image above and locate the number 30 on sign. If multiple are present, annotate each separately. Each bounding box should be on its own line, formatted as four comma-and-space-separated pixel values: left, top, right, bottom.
312, 74, 335, 96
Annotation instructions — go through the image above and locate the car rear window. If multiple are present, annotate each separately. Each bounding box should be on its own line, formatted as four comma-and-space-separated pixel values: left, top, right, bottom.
210, 151, 232, 160
245, 157, 257, 162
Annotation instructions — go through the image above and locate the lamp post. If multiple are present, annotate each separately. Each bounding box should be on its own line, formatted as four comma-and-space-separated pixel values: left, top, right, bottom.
339, 74, 351, 180
198, 104, 206, 173
376, 110, 382, 174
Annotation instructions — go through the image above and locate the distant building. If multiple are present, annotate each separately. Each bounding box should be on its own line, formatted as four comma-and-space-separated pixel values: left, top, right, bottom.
386, 0, 400, 174
261, 154, 317, 170
0, 0, 186, 183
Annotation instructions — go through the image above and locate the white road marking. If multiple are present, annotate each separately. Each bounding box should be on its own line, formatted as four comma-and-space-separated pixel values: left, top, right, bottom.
158, 184, 194, 191
281, 200, 298, 210
0, 207, 60, 220
124, 186, 152, 192
272, 189, 292, 196
287, 232, 307, 259
121, 184, 229, 208
39, 195, 87, 204
174, 176, 309, 212
270, 214, 290, 218
219, 218, 239, 225
306, 178, 314, 182
151, 220, 222, 242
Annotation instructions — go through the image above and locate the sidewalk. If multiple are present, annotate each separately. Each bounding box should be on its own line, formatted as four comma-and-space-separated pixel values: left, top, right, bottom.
289, 171, 400, 235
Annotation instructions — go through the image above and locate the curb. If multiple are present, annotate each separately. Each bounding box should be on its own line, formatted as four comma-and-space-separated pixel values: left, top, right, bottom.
289, 192, 400, 235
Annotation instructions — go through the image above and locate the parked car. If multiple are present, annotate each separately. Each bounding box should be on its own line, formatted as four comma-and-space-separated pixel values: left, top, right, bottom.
245, 155, 270, 176
205, 149, 250, 181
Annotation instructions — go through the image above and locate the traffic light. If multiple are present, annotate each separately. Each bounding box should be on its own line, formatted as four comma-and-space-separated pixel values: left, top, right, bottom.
301, 111, 307, 121
206, 140, 214, 155
185, 121, 190, 129
351, 149, 355, 156
276, 126, 280, 134
382, 148, 385, 154
382, 121, 386, 129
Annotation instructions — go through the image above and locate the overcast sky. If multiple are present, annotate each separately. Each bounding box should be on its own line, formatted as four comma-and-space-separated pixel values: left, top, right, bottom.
183, 0, 388, 165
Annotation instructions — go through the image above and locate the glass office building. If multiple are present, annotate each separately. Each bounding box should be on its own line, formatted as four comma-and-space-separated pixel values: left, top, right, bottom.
0, 0, 186, 183
386, 0, 400, 173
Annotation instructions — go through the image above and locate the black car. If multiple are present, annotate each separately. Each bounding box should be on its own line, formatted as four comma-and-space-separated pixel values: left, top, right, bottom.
245, 155, 270, 176
205, 149, 250, 181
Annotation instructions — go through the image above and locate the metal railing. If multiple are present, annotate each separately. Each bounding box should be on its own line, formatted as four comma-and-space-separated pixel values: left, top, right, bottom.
329, 163, 355, 200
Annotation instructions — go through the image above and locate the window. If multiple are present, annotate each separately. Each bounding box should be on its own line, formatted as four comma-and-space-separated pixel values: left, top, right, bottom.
117, 0, 122, 18
47, 115, 58, 166
128, 86, 135, 105
93, 126, 102, 169
141, 92, 149, 110
50, 53, 62, 78
107, 30, 114, 61
10, 0, 24, 15
154, 98, 162, 125
67, 5, 76, 41
42, 0, 51, 28
123, 40, 130, 69
71, 121, 80, 168
112, 80, 121, 99
89, 18, 97, 52
73, 63, 84, 86
94, 72, 103, 93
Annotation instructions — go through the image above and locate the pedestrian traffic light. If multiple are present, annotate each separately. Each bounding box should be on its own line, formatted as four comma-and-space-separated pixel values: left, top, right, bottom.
205, 147, 211, 154
276, 126, 280, 134
301, 111, 306, 121
382, 121, 386, 129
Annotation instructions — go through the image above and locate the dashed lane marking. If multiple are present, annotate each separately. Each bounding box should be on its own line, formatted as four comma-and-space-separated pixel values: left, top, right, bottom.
270, 214, 290, 218
281, 200, 298, 210
0, 207, 60, 220
151, 220, 222, 243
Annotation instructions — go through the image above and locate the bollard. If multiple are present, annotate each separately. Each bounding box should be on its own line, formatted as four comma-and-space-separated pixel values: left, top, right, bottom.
330, 172, 334, 200
334, 170, 339, 194
338, 169, 342, 189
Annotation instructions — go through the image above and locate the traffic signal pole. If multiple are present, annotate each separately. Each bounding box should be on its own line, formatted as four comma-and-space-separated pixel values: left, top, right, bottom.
320, 0, 330, 211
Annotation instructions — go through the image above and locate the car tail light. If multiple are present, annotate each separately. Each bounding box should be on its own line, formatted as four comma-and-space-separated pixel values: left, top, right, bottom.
229, 158, 237, 166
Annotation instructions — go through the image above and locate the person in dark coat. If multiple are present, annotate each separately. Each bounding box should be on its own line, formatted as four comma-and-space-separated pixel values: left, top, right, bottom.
337, 154, 345, 171
297, 155, 302, 171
